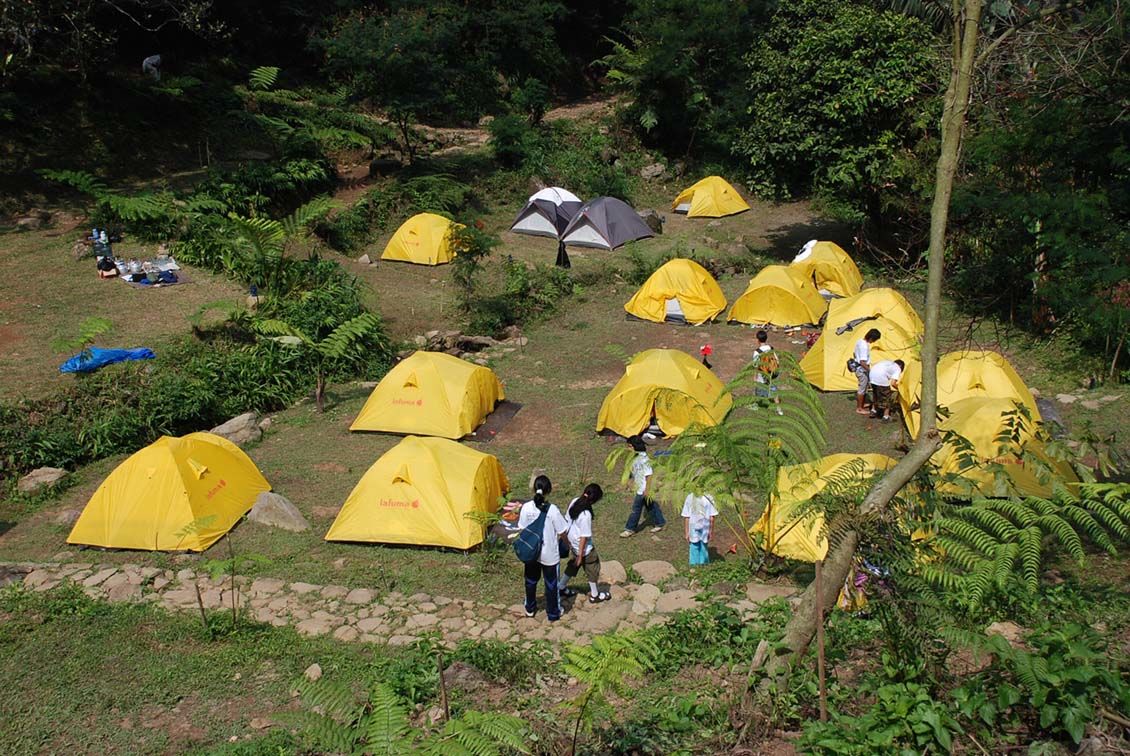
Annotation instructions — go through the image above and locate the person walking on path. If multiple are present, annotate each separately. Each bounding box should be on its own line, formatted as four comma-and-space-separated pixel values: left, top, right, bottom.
753, 329, 783, 415
869, 359, 905, 422
620, 435, 666, 537
517, 475, 569, 621
563, 483, 611, 603
853, 329, 881, 415
682, 491, 719, 565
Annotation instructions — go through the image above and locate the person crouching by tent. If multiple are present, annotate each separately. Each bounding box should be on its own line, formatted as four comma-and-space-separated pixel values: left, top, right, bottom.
621, 435, 666, 537
518, 475, 569, 621
562, 483, 611, 603
682, 490, 719, 565
869, 359, 905, 422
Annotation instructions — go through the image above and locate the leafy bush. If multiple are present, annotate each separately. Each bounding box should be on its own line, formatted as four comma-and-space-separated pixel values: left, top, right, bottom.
489, 114, 537, 169
463, 257, 574, 337
450, 638, 547, 686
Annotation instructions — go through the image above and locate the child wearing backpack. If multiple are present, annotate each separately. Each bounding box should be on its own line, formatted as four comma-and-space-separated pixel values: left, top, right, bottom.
516, 475, 570, 621
753, 330, 783, 415
563, 483, 611, 603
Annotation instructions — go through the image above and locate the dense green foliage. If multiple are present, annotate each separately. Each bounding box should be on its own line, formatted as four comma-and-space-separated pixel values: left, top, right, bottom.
735, 0, 937, 225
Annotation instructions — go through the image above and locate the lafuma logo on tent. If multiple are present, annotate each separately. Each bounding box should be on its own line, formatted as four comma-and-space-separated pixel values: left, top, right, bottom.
204, 479, 228, 499
380, 498, 420, 509
392, 398, 424, 406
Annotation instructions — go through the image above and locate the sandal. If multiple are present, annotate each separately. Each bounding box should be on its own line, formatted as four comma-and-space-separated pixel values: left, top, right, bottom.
588, 592, 611, 604
560, 587, 578, 597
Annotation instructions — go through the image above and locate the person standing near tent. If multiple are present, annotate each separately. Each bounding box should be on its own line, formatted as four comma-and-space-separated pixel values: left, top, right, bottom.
620, 436, 666, 537
852, 329, 881, 415
753, 330, 783, 415
869, 359, 905, 422
562, 483, 611, 603
517, 475, 570, 620
682, 490, 719, 565
142, 54, 162, 81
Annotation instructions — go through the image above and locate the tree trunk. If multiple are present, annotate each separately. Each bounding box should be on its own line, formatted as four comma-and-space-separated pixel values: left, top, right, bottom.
760, 0, 985, 682
316, 372, 326, 413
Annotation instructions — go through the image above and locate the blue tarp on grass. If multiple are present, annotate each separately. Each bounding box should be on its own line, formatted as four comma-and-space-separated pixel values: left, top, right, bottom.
59, 347, 156, 374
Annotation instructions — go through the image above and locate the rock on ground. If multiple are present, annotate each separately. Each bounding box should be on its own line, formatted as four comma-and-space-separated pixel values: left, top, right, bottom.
745, 582, 797, 603
18, 467, 68, 493
247, 492, 310, 532
637, 209, 664, 234
632, 560, 676, 584
209, 413, 262, 445
304, 663, 322, 682
639, 163, 666, 180
631, 584, 661, 615
602, 560, 628, 585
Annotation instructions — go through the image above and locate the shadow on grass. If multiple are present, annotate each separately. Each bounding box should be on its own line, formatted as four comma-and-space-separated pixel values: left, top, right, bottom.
760, 219, 857, 263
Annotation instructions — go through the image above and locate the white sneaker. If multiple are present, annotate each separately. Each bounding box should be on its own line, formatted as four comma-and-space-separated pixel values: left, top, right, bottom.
619, 529, 635, 538
776, 408, 784, 416
650, 525, 665, 533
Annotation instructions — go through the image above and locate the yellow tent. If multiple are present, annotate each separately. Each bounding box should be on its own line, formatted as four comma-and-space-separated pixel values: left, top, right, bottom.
596, 349, 733, 437
67, 432, 271, 552
898, 350, 1039, 437
931, 396, 1075, 498
672, 176, 751, 218
752, 454, 897, 562
381, 213, 464, 265
325, 436, 508, 550
624, 259, 727, 325
789, 240, 864, 297
728, 265, 829, 327
351, 351, 504, 439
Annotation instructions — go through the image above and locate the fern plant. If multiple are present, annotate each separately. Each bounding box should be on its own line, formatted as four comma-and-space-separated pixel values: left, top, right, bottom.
40, 169, 180, 239
228, 196, 336, 293
606, 353, 827, 562
52, 316, 113, 360
916, 484, 1130, 609
254, 310, 381, 412
248, 65, 280, 91
283, 675, 529, 755
563, 632, 657, 755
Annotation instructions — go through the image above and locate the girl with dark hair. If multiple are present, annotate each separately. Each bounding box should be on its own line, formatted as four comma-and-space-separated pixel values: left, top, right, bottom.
563, 483, 610, 603
517, 474, 569, 621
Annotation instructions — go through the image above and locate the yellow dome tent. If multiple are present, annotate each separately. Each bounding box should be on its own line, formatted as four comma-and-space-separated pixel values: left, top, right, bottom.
752, 454, 897, 562
596, 349, 733, 437
67, 432, 271, 552
898, 350, 1039, 437
799, 288, 924, 391
672, 176, 751, 218
350, 351, 504, 439
931, 396, 1075, 498
624, 259, 727, 325
789, 240, 864, 297
728, 265, 829, 327
381, 213, 464, 265
325, 436, 508, 550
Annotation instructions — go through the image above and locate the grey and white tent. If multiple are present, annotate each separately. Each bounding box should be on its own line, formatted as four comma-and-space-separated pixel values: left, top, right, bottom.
560, 197, 654, 250
510, 187, 583, 239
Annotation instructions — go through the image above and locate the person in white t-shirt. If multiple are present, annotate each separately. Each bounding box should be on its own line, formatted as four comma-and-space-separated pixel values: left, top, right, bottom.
517, 475, 569, 621
853, 328, 881, 415
682, 492, 720, 565
620, 435, 667, 537
868, 359, 905, 422
562, 483, 611, 603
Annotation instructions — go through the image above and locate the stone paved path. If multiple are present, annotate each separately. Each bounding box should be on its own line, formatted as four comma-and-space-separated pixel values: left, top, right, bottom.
3, 561, 797, 649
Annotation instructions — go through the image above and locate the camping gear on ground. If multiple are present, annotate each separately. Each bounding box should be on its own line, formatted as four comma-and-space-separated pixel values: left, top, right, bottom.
350, 350, 505, 439
752, 453, 898, 562
596, 348, 733, 438
898, 350, 1040, 437
381, 213, 464, 265
513, 507, 548, 563
325, 436, 509, 550
789, 240, 864, 298
67, 432, 271, 551
59, 346, 156, 374
929, 395, 1076, 498
727, 265, 828, 327
560, 196, 654, 250
510, 187, 583, 238
624, 258, 727, 325
672, 176, 750, 218
799, 288, 924, 391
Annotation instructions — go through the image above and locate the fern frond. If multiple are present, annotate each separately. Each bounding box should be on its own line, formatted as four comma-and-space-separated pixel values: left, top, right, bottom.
1059, 505, 1116, 554
991, 541, 1019, 589
229, 214, 286, 257
980, 498, 1037, 527
39, 168, 109, 198
960, 506, 1020, 542
318, 313, 381, 359
276, 709, 357, 753
362, 682, 412, 753
1085, 501, 1130, 544
965, 559, 996, 606
1018, 526, 1042, 592
248, 65, 280, 90
937, 517, 1000, 555
456, 711, 529, 754
253, 318, 308, 343
281, 196, 337, 238
294, 676, 362, 724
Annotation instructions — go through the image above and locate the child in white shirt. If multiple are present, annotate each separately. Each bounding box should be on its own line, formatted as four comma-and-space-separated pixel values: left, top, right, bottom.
682, 492, 719, 565
563, 483, 611, 603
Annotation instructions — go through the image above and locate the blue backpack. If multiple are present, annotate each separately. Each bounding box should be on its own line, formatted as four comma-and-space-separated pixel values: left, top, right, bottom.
513, 507, 548, 563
